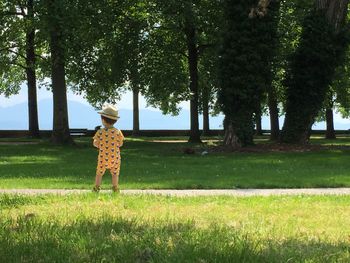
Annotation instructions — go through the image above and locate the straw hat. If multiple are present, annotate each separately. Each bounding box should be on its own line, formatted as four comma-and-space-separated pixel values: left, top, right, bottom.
98, 104, 120, 120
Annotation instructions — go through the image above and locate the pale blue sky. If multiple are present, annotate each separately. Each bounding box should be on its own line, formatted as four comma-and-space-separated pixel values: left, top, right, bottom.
0, 85, 190, 110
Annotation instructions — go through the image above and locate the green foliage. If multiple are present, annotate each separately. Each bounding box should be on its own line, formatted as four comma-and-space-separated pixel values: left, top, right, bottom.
218, 0, 280, 146
327, 48, 350, 119
140, 0, 223, 115
0, 1, 29, 95
281, 9, 349, 143
0, 66, 25, 97
0, 0, 50, 97
141, 3, 189, 114
45, 0, 127, 107
197, 26, 222, 116
271, 0, 313, 115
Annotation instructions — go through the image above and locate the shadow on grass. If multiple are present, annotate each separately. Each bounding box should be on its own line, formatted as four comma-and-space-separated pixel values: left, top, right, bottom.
2, 139, 350, 189
0, 194, 46, 209
0, 216, 348, 263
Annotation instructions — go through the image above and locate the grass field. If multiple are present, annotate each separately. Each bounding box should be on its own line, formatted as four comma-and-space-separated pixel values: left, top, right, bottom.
1, 136, 350, 262
0, 193, 349, 262
1, 136, 350, 189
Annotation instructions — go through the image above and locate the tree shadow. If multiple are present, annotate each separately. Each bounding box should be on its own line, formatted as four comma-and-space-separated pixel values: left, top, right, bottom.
0, 216, 348, 262
0, 194, 46, 209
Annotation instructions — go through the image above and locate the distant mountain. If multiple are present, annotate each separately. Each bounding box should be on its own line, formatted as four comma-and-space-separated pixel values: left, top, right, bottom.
0, 99, 225, 130
0, 99, 348, 130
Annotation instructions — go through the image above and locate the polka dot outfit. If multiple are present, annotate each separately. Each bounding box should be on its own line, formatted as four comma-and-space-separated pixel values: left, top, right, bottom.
93, 127, 124, 177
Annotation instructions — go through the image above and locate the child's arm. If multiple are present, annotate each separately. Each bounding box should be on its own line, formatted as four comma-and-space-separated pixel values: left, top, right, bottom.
117, 130, 125, 147
93, 131, 100, 148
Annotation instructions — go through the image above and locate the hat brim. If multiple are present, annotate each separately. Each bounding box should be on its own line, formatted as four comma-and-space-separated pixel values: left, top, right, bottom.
98, 112, 120, 120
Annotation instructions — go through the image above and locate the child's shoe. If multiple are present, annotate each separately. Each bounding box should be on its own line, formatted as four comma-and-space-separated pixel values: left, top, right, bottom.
112, 186, 120, 193
92, 185, 101, 192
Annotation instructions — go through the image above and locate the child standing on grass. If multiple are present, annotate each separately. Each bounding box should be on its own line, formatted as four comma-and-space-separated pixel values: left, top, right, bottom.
92, 104, 124, 193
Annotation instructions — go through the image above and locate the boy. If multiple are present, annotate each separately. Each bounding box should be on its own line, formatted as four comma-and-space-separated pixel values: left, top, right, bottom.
92, 104, 124, 192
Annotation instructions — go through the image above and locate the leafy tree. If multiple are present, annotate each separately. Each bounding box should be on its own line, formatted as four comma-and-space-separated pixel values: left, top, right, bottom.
66, 0, 124, 107
0, 0, 44, 137
333, 57, 350, 119
40, 0, 75, 144
67, 0, 149, 136
280, 0, 350, 144
266, 0, 312, 140
66, 0, 221, 142
218, 0, 280, 148
318, 49, 350, 139
198, 47, 220, 136
111, 0, 150, 136
143, 0, 222, 142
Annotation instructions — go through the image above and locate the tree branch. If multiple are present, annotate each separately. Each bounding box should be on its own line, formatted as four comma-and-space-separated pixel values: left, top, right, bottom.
0, 47, 26, 59
9, 61, 28, 70
0, 45, 19, 51
34, 53, 48, 60
0, 11, 25, 16
8, 49, 26, 59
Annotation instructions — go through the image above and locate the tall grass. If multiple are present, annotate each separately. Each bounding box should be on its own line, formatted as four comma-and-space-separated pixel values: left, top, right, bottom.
1, 194, 350, 262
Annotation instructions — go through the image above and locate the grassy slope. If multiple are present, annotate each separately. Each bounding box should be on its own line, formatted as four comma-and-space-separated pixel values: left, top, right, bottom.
1, 194, 349, 262
0, 136, 350, 189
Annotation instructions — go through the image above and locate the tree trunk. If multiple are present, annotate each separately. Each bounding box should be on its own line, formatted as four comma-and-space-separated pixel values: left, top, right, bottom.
132, 86, 140, 136
26, 0, 39, 138
255, 110, 263, 136
219, 0, 280, 148
280, 0, 349, 144
49, 0, 73, 144
202, 85, 210, 136
223, 117, 240, 149
267, 86, 279, 140
185, 10, 201, 143
317, 0, 348, 32
325, 108, 336, 139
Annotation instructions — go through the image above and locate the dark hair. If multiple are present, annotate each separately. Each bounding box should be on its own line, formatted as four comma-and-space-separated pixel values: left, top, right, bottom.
101, 115, 117, 125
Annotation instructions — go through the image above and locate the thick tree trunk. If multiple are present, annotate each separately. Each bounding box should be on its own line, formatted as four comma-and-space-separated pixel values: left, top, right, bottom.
185, 11, 201, 143
268, 86, 279, 140
223, 117, 240, 149
26, 0, 39, 138
325, 108, 336, 139
219, 0, 280, 148
317, 0, 348, 32
202, 85, 210, 136
49, 0, 73, 144
132, 86, 140, 136
280, 0, 349, 144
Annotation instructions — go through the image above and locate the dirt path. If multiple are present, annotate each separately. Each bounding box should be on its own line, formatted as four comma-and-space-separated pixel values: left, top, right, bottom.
1, 188, 350, 196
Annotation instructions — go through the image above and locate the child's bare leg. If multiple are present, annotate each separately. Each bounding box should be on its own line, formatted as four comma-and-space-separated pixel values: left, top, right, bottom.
111, 167, 120, 192
95, 174, 102, 186
93, 168, 105, 191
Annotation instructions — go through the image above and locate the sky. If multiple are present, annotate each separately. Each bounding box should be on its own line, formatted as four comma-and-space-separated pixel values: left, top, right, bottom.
0, 85, 189, 111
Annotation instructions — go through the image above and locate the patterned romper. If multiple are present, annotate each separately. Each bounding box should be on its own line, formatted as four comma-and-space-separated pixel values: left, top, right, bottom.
93, 127, 124, 176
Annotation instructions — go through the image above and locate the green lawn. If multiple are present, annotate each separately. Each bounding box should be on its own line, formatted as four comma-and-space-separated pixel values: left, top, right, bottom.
1, 136, 350, 189
1, 194, 349, 262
